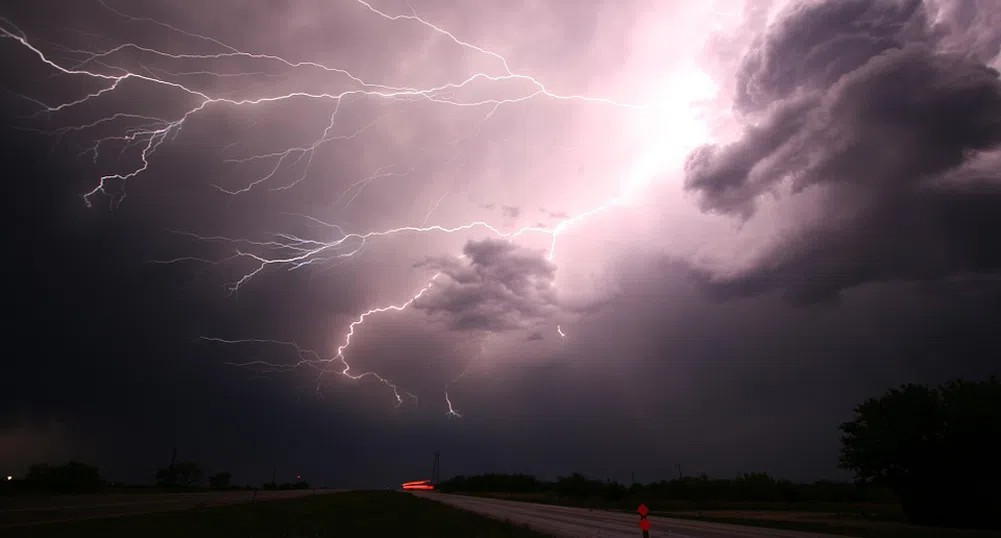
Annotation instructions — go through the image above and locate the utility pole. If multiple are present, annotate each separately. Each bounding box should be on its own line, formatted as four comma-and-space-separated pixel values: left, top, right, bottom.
676, 464, 682, 480
631, 471, 635, 484
271, 465, 277, 489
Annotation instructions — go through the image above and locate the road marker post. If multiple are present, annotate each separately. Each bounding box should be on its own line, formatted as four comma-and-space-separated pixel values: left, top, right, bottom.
637, 503, 650, 537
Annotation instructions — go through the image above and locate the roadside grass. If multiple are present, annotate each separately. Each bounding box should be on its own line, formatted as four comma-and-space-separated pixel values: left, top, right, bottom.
4, 491, 553, 538
462, 491, 902, 518
660, 513, 1001, 538
457, 492, 1000, 538
464, 492, 904, 516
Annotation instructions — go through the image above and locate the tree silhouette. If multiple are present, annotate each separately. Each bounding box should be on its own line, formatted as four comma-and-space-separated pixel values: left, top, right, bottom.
436, 471, 884, 505
24, 461, 102, 493
839, 378, 1001, 529
208, 471, 232, 489
155, 461, 204, 487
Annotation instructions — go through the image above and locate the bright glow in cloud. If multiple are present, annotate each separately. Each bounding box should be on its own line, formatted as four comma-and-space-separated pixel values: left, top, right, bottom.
619, 69, 719, 204
0, 0, 747, 415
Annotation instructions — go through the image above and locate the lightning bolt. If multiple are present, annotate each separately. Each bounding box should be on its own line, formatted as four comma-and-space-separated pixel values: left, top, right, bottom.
2, 0, 700, 415
444, 389, 462, 418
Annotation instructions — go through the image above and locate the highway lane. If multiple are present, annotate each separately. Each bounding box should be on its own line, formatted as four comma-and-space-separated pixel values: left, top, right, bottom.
0, 489, 339, 527
414, 492, 850, 538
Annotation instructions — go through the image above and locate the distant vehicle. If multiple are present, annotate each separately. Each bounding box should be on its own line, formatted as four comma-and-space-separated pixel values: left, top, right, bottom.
401, 479, 434, 490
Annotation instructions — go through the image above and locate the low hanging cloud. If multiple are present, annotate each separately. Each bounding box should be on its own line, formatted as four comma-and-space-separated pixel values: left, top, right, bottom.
733, 0, 932, 114
413, 239, 561, 332
683, 0, 1001, 302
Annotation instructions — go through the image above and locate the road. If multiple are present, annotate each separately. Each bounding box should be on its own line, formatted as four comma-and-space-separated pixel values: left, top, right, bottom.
0, 489, 337, 527
414, 492, 849, 538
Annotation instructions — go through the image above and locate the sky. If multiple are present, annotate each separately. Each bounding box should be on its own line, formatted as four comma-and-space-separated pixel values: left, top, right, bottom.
1, 0, 1000, 489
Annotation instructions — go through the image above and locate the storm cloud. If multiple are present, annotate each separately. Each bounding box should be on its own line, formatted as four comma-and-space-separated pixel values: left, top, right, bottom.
3, 0, 1000, 490
684, 0, 1001, 301
414, 239, 560, 332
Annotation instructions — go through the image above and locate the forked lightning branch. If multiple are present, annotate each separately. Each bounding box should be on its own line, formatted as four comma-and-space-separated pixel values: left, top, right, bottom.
0, 0, 706, 414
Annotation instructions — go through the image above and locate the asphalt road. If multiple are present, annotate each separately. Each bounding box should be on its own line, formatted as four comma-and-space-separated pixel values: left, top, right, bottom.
0, 489, 337, 527
414, 492, 850, 538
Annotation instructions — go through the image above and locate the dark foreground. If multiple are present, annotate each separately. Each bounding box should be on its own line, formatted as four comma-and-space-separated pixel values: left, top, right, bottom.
0, 489, 329, 526
420, 491, 849, 538
1, 491, 551, 538
450, 492, 1001, 538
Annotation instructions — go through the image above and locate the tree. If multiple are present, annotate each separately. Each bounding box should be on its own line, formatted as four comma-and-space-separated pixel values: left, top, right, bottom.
24, 461, 102, 493
155, 461, 204, 487
839, 378, 1001, 529
208, 472, 232, 489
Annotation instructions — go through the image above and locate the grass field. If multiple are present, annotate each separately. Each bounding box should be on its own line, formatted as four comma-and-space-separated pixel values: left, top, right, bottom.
3, 491, 553, 538
660, 513, 1001, 538
458, 492, 1000, 538
464, 491, 904, 517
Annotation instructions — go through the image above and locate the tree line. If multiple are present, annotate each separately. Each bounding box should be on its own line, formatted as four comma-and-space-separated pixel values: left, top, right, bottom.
439, 377, 1001, 530
1, 460, 310, 493
437, 472, 893, 504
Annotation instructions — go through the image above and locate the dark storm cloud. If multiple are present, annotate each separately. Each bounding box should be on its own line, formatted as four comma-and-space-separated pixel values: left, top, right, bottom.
413, 239, 559, 332
6, 0, 1000, 493
684, 0, 1001, 301
683, 96, 815, 217
446, 255, 1001, 483
734, 0, 930, 113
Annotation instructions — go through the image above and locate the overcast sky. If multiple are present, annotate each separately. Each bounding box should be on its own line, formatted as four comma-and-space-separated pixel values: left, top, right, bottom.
2, 0, 999, 488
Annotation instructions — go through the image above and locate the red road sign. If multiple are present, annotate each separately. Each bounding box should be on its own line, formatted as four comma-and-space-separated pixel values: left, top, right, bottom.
639, 519, 651, 531
637, 504, 649, 516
